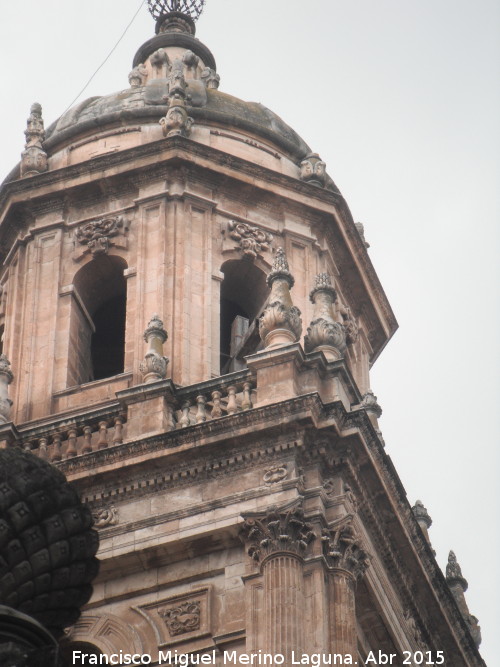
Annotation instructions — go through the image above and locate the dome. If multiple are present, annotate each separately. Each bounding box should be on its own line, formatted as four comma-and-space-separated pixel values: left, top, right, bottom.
44, 87, 311, 162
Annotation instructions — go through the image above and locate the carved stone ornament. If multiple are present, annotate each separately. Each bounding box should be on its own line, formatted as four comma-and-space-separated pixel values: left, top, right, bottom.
305, 273, 346, 360
259, 248, 302, 348
263, 465, 288, 485
361, 389, 382, 418
446, 550, 468, 591
92, 504, 119, 528
355, 222, 370, 249
160, 59, 194, 138
74, 215, 128, 258
241, 503, 315, 563
201, 67, 220, 89
227, 220, 273, 260
150, 48, 169, 72
159, 600, 201, 637
140, 314, 169, 383
20, 102, 48, 178
183, 49, 199, 69
128, 63, 148, 88
0, 354, 13, 424
445, 551, 481, 647
321, 515, 371, 579
299, 153, 327, 187
411, 499, 432, 529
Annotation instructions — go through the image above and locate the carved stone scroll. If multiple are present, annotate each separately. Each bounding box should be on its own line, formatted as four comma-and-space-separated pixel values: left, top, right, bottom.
159, 600, 201, 637
74, 215, 128, 259
227, 221, 273, 261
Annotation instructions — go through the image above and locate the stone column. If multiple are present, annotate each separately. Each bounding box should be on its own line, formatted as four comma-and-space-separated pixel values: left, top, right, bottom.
242, 504, 315, 664
321, 517, 371, 659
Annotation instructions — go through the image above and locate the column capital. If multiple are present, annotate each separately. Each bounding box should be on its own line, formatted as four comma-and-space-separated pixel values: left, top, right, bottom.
241, 502, 316, 565
321, 515, 371, 580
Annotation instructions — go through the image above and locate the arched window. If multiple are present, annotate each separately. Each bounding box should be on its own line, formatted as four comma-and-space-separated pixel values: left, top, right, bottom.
220, 260, 269, 374
70, 256, 127, 385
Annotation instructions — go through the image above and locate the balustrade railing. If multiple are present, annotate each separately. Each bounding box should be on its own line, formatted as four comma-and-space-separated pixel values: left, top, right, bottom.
14, 370, 255, 460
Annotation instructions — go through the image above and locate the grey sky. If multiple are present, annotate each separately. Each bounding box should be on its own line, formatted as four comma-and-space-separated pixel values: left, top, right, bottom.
1, 1, 499, 663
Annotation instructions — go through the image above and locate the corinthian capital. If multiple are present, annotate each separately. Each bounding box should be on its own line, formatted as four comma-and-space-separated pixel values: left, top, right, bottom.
241, 503, 316, 564
321, 516, 371, 579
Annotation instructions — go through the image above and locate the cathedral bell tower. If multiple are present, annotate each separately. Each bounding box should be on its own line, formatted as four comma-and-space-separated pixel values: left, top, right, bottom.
0, 1, 483, 665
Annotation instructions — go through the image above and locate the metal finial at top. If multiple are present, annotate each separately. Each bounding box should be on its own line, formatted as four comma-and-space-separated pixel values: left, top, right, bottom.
147, 0, 206, 21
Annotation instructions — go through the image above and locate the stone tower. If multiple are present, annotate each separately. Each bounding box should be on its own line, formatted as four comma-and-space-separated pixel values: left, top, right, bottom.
0, 2, 484, 665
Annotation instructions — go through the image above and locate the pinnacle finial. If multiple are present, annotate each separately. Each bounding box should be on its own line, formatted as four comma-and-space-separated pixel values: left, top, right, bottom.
148, 0, 205, 20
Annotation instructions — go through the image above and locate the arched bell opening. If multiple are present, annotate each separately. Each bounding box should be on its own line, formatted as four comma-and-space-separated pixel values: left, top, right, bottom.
219, 260, 269, 374
71, 255, 128, 385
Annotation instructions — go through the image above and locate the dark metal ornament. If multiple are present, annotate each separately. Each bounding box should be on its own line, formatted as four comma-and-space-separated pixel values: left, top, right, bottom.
147, 0, 206, 21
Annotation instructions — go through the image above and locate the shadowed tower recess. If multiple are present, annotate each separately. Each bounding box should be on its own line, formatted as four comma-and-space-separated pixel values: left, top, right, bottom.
0, 0, 484, 665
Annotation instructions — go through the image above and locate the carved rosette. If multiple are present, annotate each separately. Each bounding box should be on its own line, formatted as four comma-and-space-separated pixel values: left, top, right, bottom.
0, 354, 14, 424
159, 600, 201, 637
140, 315, 169, 383
321, 516, 371, 580
241, 504, 315, 564
299, 153, 327, 187
74, 215, 128, 258
160, 58, 193, 138
305, 273, 346, 360
259, 248, 302, 348
228, 221, 273, 260
20, 103, 48, 178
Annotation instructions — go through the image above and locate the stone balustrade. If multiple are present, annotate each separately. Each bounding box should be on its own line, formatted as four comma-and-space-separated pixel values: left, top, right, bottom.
11, 370, 256, 459
16, 404, 126, 461
174, 371, 254, 428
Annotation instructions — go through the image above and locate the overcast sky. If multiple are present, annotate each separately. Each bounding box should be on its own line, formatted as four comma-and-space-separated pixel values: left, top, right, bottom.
1, 0, 499, 663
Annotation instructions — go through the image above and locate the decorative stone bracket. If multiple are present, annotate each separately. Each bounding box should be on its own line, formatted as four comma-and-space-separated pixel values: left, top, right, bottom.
73, 215, 129, 260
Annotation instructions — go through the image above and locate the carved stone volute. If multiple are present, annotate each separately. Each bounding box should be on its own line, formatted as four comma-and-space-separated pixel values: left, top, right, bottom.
259, 247, 302, 348
140, 315, 169, 383
201, 67, 220, 89
304, 273, 346, 360
299, 153, 327, 187
0, 354, 13, 424
20, 103, 48, 178
321, 516, 371, 580
241, 504, 315, 565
